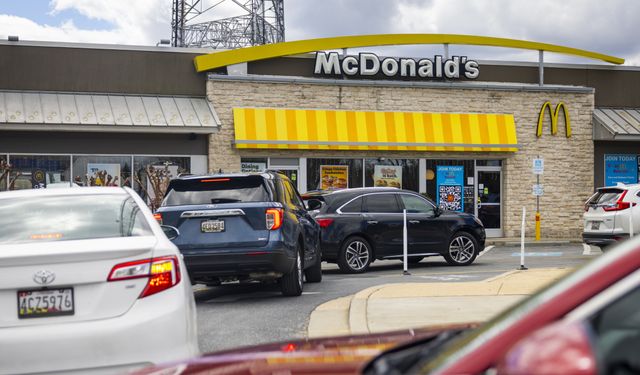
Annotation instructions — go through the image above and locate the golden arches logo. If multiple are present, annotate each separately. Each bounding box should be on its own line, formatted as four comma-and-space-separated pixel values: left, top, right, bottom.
536, 101, 571, 138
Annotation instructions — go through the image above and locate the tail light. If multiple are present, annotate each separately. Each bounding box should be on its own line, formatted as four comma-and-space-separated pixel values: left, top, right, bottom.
603, 190, 631, 211
153, 213, 163, 224
108, 256, 181, 298
266, 208, 283, 230
316, 218, 334, 228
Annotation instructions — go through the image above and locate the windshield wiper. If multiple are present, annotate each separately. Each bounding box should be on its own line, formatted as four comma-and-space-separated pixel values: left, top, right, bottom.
363, 329, 467, 375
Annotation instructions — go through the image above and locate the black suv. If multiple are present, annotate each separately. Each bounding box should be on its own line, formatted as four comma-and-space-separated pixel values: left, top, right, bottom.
156, 172, 322, 296
312, 188, 486, 273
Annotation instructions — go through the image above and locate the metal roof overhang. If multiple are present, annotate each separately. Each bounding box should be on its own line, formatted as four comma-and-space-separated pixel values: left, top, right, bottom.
0, 91, 220, 134
593, 108, 640, 141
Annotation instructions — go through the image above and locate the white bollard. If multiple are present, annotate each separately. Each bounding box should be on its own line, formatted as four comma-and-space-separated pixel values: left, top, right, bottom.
403, 209, 410, 275
519, 206, 528, 270
629, 203, 634, 238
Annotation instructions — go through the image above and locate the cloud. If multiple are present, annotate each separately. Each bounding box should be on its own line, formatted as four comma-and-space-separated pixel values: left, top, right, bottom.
0, 0, 638, 65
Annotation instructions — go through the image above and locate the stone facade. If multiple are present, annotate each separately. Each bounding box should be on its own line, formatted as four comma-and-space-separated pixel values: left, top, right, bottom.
206, 79, 594, 239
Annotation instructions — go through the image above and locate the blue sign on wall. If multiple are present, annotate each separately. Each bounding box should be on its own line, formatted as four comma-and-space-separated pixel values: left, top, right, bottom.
436, 166, 464, 212
605, 154, 638, 186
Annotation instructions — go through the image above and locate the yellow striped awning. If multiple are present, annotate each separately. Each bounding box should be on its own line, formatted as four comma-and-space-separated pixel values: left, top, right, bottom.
233, 108, 518, 152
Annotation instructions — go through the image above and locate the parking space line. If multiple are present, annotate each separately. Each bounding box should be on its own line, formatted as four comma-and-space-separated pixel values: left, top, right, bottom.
478, 245, 495, 258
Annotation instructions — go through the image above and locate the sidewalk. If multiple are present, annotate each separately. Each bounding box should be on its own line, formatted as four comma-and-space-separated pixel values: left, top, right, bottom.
484, 237, 582, 246
307, 267, 571, 338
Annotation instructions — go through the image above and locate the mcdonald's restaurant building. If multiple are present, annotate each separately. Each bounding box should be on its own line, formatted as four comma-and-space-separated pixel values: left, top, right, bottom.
2, 37, 640, 239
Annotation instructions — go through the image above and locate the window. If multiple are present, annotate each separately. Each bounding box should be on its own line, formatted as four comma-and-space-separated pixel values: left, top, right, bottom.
162, 176, 270, 206
283, 179, 304, 209
307, 158, 364, 191
400, 194, 435, 215
589, 286, 640, 374
0, 194, 152, 244
365, 158, 419, 192
340, 197, 363, 213
0, 155, 7, 191
426, 159, 475, 215
7, 155, 71, 190
72, 155, 132, 187
133, 156, 190, 209
364, 194, 401, 213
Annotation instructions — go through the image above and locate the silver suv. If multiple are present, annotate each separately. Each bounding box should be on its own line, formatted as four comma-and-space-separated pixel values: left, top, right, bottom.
583, 183, 640, 249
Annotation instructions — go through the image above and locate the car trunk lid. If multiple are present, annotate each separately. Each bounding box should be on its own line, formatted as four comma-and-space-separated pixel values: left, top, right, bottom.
0, 236, 156, 328
584, 188, 627, 233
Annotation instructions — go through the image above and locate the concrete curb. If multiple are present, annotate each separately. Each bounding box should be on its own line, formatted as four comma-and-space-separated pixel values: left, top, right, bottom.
306, 267, 573, 338
348, 285, 385, 334
485, 238, 581, 247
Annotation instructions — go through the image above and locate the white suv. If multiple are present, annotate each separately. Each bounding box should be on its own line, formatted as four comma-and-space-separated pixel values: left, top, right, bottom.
583, 183, 640, 249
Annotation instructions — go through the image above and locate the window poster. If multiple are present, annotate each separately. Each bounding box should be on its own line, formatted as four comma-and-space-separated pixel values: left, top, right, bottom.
320, 165, 349, 190
436, 165, 464, 212
604, 154, 638, 186
241, 162, 267, 173
87, 163, 121, 186
373, 165, 402, 188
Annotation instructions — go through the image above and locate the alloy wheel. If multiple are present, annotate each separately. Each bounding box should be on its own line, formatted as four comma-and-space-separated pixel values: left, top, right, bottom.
449, 235, 475, 264
345, 241, 370, 271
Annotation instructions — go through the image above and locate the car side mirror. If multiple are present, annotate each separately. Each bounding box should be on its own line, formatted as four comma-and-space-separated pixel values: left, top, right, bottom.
161, 225, 180, 240
433, 207, 442, 217
306, 199, 323, 211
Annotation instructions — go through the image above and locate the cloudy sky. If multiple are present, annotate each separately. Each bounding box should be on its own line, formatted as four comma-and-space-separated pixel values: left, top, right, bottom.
0, 0, 637, 65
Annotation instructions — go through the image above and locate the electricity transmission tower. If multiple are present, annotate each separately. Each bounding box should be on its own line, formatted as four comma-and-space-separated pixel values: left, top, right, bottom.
171, 0, 285, 48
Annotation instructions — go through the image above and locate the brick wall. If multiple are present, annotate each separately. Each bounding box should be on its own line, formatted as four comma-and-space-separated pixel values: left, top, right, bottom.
206, 79, 594, 238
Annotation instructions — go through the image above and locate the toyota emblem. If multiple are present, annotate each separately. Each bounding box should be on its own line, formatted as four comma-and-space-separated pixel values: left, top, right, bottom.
33, 270, 55, 285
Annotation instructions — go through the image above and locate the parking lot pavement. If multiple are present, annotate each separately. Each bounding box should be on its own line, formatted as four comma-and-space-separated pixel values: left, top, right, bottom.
194, 243, 596, 351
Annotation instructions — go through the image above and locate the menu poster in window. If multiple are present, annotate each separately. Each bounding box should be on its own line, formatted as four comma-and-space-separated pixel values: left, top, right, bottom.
241, 162, 267, 173
320, 165, 349, 190
87, 163, 121, 186
604, 154, 638, 186
436, 166, 464, 212
373, 165, 402, 188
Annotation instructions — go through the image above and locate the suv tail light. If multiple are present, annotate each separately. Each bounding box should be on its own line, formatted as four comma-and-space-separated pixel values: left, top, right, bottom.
266, 208, 283, 230
316, 218, 334, 228
603, 190, 631, 211
153, 213, 163, 224
108, 256, 181, 298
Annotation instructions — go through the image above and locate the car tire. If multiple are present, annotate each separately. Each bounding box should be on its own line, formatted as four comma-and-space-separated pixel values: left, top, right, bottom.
304, 253, 323, 283
338, 236, 373, 274
444, 232, 478, 266
407, 256, 424, 264
281, 247, 303, 296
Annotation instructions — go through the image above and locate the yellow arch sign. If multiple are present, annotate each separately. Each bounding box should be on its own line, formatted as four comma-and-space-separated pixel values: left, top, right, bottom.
536, 101, 571, 138
194, 33, 624, 72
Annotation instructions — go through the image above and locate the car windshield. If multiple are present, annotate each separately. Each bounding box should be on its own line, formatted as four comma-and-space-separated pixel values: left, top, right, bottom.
0, 194, 152, 244
162, 176, 271, 206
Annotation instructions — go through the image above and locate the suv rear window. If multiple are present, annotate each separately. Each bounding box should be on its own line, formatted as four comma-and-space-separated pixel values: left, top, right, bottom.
0, 194, 152, 244
162, 176, 271, 206
588, 188, 625, 206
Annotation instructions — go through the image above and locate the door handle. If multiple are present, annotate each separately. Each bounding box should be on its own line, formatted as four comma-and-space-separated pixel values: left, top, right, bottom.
367, 220, 379, 225
409, 220, 420, 224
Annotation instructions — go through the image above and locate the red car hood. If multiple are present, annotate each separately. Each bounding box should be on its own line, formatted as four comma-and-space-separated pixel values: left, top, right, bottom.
132, 324, 475, 375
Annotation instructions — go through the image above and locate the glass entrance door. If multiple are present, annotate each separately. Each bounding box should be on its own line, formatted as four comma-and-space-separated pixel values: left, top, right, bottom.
475, 167, 502, 237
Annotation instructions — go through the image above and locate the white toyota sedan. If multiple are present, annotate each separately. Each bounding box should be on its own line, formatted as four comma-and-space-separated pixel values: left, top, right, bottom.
0, 187, 199, 374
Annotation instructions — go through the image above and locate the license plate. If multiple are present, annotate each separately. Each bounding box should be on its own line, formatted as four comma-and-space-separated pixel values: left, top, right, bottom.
201, 219, 225, 233
591, 221, 601, 230
17, 288, 74, 319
